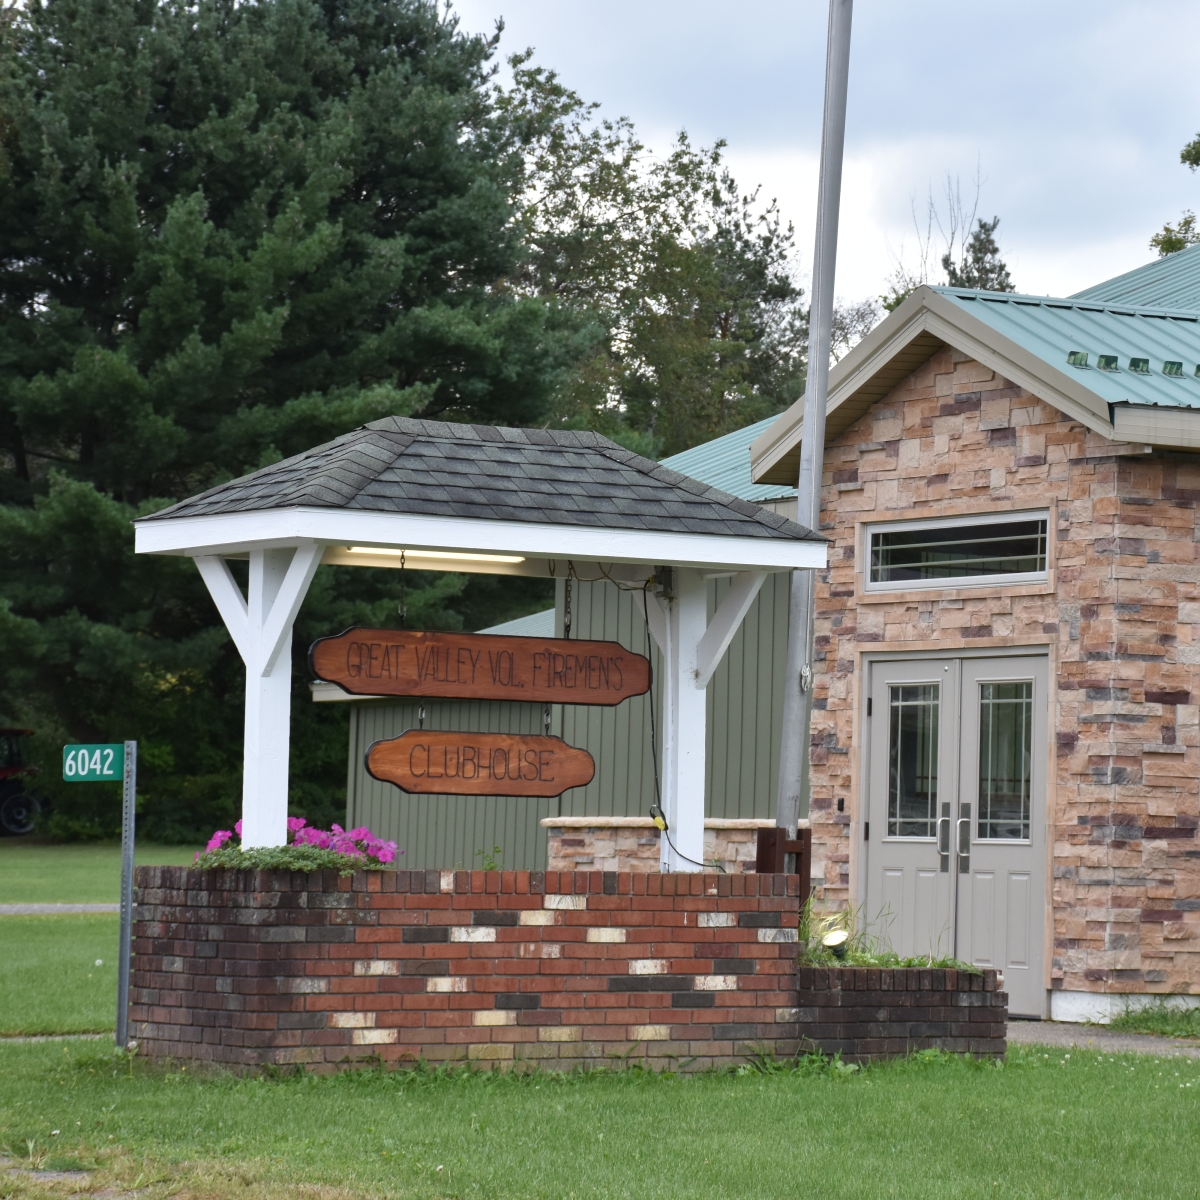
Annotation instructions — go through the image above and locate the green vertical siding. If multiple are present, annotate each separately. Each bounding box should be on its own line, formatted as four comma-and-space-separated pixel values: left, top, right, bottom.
344, 573, 791, 867
346, 697, 559, 871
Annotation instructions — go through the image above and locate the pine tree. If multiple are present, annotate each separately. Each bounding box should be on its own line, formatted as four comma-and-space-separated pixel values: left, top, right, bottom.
0, 0, 574, 838
942, 217, 1014, 293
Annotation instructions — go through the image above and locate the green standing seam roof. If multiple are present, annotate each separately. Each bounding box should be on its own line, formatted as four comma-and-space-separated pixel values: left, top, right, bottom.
932, 286, 1200, 413
1071, 243, 1200, 312
660, 415, 796, 502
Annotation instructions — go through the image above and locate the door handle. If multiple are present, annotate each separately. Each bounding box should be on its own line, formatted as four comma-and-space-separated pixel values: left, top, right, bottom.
937, 816, 950, 855
956, 817, 971, 857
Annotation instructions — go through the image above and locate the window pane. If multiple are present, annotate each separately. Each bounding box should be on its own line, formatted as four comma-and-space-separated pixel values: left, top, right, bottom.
870, 519, 1047, 584
978, 681, 1032, 839
888, 684, 939, 837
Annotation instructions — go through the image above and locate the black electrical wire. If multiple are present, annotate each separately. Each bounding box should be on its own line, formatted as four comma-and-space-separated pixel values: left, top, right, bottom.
641, 580, 724, 873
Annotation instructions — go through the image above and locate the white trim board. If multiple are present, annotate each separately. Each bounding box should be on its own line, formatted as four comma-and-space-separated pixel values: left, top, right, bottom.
1050, 990, 1200, 1024
134, 506, 826, 572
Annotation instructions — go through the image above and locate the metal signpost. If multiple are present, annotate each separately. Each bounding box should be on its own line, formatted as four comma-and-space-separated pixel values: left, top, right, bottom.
63, 740, 137, 1048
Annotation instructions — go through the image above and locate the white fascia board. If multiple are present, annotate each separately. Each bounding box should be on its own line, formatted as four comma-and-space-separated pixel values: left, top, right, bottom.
133, 507, 826, 572
918, 292, 1113, 435
1111, 404, 1200, 450
748, 288, 1151, 484
749, 287, 937, 482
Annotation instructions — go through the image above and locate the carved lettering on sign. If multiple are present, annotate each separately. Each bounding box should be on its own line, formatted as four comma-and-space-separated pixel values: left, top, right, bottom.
310, 629, 650, 706
365, 731, 595, 797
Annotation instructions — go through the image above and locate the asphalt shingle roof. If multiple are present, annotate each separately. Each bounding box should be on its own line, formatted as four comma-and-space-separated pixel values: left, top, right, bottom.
144, 418, 821, 543
660, 416, 796, 503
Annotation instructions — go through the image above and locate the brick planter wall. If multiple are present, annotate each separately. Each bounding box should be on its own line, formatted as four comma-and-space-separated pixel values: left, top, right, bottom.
793, 966, 1008, 1061
131, 867, 802, 1069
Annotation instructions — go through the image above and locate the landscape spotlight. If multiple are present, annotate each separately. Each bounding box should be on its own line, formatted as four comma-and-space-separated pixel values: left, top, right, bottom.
822, 929, 849, 960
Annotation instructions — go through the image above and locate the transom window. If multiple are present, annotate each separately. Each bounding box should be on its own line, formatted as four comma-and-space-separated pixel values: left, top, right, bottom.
866, 512, 1049, 591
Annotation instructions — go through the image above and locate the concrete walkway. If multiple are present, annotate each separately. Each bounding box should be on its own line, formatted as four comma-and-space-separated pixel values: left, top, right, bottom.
1008, 1019, 1200, 1058
0, 903, 119, 914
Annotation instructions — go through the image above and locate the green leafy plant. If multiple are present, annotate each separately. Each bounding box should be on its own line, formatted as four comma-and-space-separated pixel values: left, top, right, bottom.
797, 895, 978, 972
1108, 1001, 1200, 1040
190, 845, 392, 875
474, 845, 503, 871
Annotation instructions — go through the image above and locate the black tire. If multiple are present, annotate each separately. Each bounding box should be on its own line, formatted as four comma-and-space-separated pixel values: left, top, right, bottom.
0, 787, 40, 836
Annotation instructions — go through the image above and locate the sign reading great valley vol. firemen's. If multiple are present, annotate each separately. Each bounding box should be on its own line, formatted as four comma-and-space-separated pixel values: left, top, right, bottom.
309, 628, 650, 706
365, 731, 595, 797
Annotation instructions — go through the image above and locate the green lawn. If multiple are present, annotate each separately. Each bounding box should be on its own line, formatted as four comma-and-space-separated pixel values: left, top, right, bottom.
0, 839, 200, 904
0, 916, 120, 1036
1, 1042, 1198, 1199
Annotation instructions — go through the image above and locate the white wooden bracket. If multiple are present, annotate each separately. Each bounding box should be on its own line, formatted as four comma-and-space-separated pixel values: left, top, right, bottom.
693, 571, 766, 688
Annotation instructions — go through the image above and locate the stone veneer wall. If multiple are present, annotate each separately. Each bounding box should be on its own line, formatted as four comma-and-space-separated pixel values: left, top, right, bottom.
131, 866, 802, 1069
794, 967, 1007, 1061
809, 345, 1200, 998
542, 817, 785, 874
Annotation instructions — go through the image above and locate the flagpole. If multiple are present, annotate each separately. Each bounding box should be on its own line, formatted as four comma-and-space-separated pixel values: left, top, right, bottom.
776, 0, 854, 863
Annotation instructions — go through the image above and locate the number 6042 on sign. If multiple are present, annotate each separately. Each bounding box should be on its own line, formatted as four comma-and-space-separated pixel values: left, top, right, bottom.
63, 744, 126, 781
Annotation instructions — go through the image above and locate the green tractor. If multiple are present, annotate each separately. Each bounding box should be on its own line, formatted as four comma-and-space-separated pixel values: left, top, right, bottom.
0, 728, 40, 836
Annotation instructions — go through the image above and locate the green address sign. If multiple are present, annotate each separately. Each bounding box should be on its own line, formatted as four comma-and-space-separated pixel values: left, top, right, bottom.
63, 743, 126, 782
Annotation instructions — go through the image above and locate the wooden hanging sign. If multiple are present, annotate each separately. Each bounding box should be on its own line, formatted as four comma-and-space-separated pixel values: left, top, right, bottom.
310, 628, 650, 706
365, 731, 595, 797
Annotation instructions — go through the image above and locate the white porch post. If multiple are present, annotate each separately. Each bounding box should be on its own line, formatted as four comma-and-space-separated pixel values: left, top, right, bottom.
648, 569, 768, 871
658, 567, 708, 871
194, 543, 323, 848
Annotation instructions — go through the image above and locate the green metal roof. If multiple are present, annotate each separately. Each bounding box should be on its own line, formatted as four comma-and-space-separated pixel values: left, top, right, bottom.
933, 286, 1200, 412
1071, 244, 1200, 311
660, 416, 796, 502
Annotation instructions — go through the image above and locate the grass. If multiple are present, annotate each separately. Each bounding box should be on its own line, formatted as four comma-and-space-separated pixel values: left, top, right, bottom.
1, 1043, 1199, 1199
0, 838, 200, 905
1109, 1001, 1200, 1040
0, 916, 120, 1036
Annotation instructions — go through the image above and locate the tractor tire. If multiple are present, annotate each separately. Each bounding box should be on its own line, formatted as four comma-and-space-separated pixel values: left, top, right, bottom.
0, 787, 40, 836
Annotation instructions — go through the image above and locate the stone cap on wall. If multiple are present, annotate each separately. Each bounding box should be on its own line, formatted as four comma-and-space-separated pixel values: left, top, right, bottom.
542, 817, 810, 830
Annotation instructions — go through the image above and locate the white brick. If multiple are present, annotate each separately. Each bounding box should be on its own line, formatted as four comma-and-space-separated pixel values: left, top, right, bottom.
628, 1024, 671, 1041
279, 977, 328, 994
541, 943, 562, 958
354, 959, 399, 976
469, 1044, 514, 1061
440, 870, 455, 893
698, 912, 735, 928
757, 928, 799, 943
694, 975, 738, 991
539, 1026, 581, 1042
426, 976, 469, 993
587, 927, 627, 943
629, 958, 668, 975
472, 1010, 516, 1026
329, 1011, 375, 1029
352, 1029, 397, 1046
519, 910, 557, 926
544, 895, 587, 910
775, 1007, 800, 1023
451, 926, 496, 943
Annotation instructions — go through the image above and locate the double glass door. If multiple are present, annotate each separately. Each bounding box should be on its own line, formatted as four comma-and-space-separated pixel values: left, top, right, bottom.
863, 654, 1047, 1018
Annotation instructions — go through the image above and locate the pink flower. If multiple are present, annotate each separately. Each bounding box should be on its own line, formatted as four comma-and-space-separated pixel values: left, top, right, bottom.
205, 830, 233, 853
286, 817, 307, 837
234, 819, 243, 838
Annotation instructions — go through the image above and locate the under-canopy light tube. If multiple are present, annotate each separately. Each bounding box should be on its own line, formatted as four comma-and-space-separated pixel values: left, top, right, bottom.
345, 546, 525, 565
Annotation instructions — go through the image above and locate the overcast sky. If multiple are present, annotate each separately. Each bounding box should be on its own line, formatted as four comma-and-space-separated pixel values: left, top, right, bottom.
451, 0, 1200, 305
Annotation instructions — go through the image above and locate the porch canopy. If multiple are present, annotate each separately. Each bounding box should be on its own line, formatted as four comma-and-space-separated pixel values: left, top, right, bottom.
134, 418, 825, 869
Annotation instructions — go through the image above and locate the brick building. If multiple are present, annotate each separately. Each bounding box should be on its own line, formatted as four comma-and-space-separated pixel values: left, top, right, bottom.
751, 246, 1200, 1020
329, 247, 1200, 1023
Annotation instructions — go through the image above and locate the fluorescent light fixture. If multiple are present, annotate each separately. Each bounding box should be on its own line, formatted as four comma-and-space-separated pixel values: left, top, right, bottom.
345, 546, 525, 565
